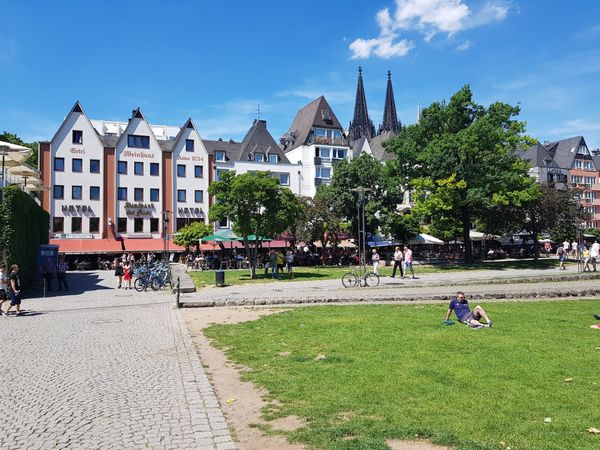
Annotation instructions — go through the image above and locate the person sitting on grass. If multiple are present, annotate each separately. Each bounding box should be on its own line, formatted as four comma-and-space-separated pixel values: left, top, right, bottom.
444, 291, 493, 328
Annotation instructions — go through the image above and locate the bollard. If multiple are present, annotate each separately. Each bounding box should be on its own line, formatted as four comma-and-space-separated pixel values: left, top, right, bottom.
176, 276, 181, 308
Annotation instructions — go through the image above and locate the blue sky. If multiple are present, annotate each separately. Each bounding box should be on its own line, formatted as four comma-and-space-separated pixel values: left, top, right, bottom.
1, 0, 599, 149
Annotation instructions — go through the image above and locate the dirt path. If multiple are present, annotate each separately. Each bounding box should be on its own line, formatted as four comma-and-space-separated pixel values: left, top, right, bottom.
183, 306, 448, 450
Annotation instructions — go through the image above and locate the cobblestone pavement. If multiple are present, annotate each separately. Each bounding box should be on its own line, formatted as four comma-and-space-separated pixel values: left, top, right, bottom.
0, 271, 235, 449
181, 266, 600, 306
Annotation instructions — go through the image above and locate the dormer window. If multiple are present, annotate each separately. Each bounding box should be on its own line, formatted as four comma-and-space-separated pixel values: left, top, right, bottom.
72, 130, 83, 144
215, 151, 226, 162
268, 154, 278, 164
577, 145, 589, 155
321, 109, 332, 121
254, 153, 265, 162
127, 134, 150, 149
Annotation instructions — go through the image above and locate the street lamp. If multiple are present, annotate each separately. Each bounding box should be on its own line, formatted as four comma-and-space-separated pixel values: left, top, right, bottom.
162, 210, 170, 261
350, 186, 371, 277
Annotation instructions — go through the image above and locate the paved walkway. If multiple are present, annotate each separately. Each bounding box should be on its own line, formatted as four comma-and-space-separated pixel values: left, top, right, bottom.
0, 271, 235, 450
181, 266, 600, 306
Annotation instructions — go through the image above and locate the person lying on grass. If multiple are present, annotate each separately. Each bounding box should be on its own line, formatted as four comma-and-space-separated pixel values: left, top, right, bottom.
444, 291, 493, 327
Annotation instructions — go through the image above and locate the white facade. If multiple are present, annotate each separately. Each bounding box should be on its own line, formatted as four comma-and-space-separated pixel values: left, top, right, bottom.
285, 143, 351, 197
229, 160, 303, 195
114, 113, 163, 238
50, 106, 105, 238
172, 121, 210, 229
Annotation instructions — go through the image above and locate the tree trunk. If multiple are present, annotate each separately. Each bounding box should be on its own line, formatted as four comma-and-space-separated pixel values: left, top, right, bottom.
532, 233, 539, 262
462, 208, 473, 263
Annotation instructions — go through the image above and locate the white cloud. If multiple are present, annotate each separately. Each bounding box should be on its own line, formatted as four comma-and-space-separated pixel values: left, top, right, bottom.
546, 119, 600, 137
349, 0, 509, 59
456, 40, 472, 51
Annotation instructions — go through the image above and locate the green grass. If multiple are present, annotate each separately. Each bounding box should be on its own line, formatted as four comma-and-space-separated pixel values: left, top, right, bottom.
189, 258, 560, 288
204, 301, 600, 449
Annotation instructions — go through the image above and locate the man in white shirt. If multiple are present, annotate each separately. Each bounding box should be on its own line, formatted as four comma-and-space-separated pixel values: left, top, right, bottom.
391, 246, 404, 278
562, 241, 570, 254
571, 241, 578, 257
591, 241, 600, 271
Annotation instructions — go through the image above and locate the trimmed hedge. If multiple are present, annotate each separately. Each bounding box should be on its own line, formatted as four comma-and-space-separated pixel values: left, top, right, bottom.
0, 186, 49, 285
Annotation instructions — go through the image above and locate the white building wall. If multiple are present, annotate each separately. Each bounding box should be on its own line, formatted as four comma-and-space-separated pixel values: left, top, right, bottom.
172, 127, 210, 228
114, 117, 163, 237
50, 110, 104, 237
231, 161, 303, 196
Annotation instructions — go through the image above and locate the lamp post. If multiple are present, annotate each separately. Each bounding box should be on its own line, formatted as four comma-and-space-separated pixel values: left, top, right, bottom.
162, 210, 170, 261
350, 186, 371, 277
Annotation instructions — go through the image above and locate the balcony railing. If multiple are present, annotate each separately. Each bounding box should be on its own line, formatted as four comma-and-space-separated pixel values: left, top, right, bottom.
308, 136, 349, 146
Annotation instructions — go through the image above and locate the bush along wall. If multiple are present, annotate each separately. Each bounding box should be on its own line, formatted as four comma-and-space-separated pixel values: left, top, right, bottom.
0, 186, 49, 286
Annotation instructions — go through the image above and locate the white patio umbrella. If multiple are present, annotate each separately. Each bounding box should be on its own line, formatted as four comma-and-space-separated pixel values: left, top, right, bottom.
409, 233, 444, 245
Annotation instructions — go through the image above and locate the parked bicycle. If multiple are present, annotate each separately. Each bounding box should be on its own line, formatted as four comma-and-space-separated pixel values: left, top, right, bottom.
341, 266, 380, 288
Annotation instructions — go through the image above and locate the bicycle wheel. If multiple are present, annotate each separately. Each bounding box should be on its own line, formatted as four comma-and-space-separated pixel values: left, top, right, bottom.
341, 272, 358, 288
150, 277, 162, 291
364, 272, 380, 287
134, 277, 146, 292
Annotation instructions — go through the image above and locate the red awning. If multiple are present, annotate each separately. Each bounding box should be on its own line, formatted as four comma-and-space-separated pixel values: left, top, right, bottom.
123, 238, 185, 252
50, 239, 124, 255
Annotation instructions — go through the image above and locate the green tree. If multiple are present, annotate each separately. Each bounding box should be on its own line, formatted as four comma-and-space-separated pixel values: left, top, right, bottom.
385, 85, 538, 262
173, 221, 212, 251
295, 196, 348, 264
208, 171, 304, 278
0, 132, 39, 167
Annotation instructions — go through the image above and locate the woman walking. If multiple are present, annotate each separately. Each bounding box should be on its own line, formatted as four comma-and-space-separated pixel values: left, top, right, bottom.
5, 264, 22, 316
114, 259, 124, 288
123, 261, 133, 289
371, 249, 380, 275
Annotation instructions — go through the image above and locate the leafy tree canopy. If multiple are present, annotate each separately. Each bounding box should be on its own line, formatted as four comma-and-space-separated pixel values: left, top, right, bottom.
385, 85, 538, 261
173, 221, 213, 250
208, 171, 304, 277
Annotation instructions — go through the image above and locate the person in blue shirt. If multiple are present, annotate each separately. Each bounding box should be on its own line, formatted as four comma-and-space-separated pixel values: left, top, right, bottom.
444, 291, 493, 327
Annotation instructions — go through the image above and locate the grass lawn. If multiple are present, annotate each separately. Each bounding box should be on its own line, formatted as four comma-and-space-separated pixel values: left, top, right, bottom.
204, 301, 600, 449
190, 258, 560, 289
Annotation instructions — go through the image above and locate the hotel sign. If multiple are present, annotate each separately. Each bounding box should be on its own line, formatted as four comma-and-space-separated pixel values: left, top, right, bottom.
62, 205, 95, 215
125, 202, 155, 216
178, 207, 204, 217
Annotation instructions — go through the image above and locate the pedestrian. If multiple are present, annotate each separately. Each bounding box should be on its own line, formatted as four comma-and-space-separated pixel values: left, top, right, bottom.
276, 250, 285, 277
403, 245, 416, 278
5, 264, 23, 316
562, 240, 570, 255
371, 249, 380, 275
0, 263, 8, 317
391, 245, 404, 278
285, 250, 294, 278
583, 246, 591, 271
123, 261, 133, 289
591, 241, 600, 272
114, 259, 124, 288
571, 240, 578, 257
269, 250, 277, 278
557, 244, 567, 270
56, 256, 69, 291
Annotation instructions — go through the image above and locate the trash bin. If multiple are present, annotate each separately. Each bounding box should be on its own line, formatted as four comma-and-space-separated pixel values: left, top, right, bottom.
215, 270, 225, 287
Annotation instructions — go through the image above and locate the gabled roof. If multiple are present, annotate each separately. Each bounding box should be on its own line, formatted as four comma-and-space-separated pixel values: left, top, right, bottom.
239, 120, 290, 163
517, 143, 560, 168
282, 96, 344, 151
166, 118, 205, 155
50, 101, 104, 149
369, 131, 396, 162
542, 136, 587, 169
202, 139, 242, 161
114, 107, 163, 151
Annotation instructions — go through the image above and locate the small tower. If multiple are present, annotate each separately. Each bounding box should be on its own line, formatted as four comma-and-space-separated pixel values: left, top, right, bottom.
378, 71, 402, 135
348, 66, 375, 141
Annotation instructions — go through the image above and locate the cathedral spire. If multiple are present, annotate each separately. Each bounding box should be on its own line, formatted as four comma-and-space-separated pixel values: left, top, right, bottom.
348, 66, 375, 141
378, 70, 401, 135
